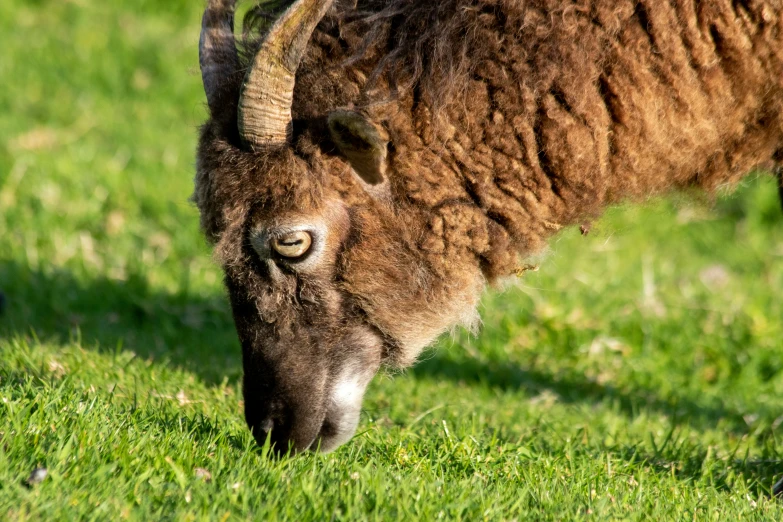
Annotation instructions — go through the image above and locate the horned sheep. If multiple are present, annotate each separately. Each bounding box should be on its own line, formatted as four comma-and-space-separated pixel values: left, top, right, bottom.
194, 0, 783, 453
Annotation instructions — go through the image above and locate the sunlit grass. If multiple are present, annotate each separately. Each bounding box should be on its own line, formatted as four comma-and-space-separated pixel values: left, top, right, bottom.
1, 0, 782, 519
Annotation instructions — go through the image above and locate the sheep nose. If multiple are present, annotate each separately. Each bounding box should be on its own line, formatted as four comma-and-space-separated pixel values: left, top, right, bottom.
252, 416, 299, 455
259, 417, 274, 432
253, 416, 276, 445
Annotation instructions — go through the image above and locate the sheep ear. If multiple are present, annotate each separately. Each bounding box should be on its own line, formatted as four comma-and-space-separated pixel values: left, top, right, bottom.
328, 110, 388, 186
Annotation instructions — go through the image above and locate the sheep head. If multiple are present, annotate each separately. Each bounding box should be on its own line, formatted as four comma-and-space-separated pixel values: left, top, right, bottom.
195, 0, 483, 453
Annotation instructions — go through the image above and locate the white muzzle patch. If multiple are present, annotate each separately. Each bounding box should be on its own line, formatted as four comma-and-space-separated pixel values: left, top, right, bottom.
317, 368, 372, 452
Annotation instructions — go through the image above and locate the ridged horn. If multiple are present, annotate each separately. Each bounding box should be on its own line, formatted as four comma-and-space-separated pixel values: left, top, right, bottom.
239, 0, 335, 150
199, 0, 239, 119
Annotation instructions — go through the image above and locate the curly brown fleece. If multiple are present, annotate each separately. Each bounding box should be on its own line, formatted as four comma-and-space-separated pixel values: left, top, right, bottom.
192, 0, 783, 452
195, 0, 783, 364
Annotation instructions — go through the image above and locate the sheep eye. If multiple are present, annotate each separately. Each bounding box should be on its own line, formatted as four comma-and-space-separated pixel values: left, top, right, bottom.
271, 231, 312, 258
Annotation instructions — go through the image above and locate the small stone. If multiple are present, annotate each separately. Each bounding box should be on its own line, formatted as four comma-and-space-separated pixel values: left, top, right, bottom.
26, 467, 48, 486
194, 468, 212, 483
699, 264, 730, 289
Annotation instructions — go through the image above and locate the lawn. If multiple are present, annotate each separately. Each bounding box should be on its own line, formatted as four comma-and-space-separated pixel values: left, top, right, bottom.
1, 0, 782, 520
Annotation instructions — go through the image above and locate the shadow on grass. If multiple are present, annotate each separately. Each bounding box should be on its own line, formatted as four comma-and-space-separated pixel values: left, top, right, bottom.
1, 260, 773, 433
613, 437, 782, 498
2, 261, 780, 494
411, 351, 775, 438
412, 353, 782, 497
0, 261, 240, 384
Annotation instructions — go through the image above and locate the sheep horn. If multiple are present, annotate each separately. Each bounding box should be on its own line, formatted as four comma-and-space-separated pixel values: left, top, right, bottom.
239, 0, 334, 150
777, 167, 783, 213
200, 0, 239, 120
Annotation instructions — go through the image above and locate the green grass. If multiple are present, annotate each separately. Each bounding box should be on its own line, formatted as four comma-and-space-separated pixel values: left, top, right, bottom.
1, 1, 782, 520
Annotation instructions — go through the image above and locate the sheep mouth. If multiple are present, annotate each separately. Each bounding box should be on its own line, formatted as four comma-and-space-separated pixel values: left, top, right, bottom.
267, 395, 359, 454
308, 378, 367, 453
310, 413, 360, 453
252, 325, 384, 455
303, 324, 388, 453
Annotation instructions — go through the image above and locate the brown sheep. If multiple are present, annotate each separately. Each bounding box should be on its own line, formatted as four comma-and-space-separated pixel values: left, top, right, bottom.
194, 0, 783, 453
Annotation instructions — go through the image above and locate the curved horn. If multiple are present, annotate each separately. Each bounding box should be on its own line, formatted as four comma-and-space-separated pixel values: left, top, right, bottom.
239, 0, 335, 150
199, 0, 239, 119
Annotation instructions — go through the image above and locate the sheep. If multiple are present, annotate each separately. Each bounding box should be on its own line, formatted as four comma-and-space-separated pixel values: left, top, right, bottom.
194, 0, 783, 453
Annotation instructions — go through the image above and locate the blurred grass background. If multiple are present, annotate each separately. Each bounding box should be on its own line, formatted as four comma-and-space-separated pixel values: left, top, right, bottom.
1, 0, 782, 519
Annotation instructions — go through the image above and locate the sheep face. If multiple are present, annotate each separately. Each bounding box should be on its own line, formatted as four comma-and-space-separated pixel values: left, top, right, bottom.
195, 0, 489, 453
196, 128, 481, 453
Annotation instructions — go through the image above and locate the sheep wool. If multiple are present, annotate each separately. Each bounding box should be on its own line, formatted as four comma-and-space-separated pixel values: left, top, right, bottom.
194, 0, 783, 451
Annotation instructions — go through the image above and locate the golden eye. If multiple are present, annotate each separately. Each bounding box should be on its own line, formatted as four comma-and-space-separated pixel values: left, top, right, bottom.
271, 231, 312, 258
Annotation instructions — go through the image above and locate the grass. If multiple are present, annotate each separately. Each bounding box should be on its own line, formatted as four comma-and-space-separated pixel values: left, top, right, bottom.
1, 0, 782, 519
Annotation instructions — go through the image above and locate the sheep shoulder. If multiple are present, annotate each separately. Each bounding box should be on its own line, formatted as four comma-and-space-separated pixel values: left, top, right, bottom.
288, 0, 783, 280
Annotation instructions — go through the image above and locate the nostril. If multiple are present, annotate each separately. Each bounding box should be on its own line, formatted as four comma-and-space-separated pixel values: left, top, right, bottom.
246, 406, 307, 454
251, 416, 283, 448
259, 417, 274, 432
